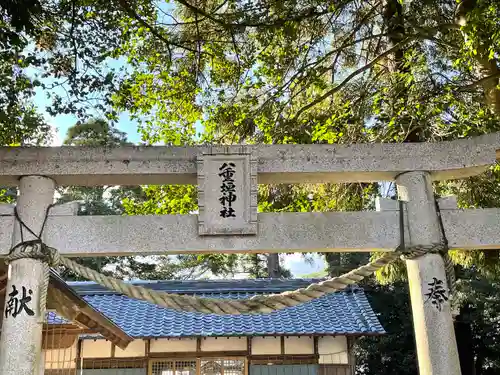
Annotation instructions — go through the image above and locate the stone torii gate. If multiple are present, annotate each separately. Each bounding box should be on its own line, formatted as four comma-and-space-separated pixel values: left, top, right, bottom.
1, 133, 500, 375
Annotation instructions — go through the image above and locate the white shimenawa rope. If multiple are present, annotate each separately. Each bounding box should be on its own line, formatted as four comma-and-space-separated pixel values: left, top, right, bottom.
6, 241, 400, 314
4, 207, 455, 316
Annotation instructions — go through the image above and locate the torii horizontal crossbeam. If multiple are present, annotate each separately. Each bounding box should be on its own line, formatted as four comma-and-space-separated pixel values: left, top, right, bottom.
0, 133, 499, 186
0, 211, 401, 255
0, 207, 499, 256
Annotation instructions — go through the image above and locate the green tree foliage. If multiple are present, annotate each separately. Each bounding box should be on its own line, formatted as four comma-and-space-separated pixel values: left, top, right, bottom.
121, 183, 244, 278
238, 254, 292, 279
2, 0, 498, 143
455, 270, 500, 374
63, 119, 129, 146
55, 119, 242, 280
3, 0, 500, 372
1, 0, 499, 143
0, 14, 50, 199
122, 184, 292, 278
57, 119, 139, 216
0, 1, 50, 146
355, 270, 500, 375
354, 282, 418, 375
54, 119, 157, 280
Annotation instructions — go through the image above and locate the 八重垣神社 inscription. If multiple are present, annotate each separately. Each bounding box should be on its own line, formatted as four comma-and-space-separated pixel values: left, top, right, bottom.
197, 150, 257, 235
219, 162, 237, 218
424, 277, 449, 311
4, 285, 35, 319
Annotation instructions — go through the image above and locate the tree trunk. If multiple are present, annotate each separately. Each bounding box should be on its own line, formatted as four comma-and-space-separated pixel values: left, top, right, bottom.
475, 352, 484, 375
267, 253, 280, 278
383, 0, 420, 142
456, 0, 500, 115
325, 253, 341, 277
475, 56, 500, 115
383, 0, 406, 73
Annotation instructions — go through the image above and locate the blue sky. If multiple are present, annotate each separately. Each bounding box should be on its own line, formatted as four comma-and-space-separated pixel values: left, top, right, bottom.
31, 2, 178, 146
284, 253, 326, 277
45, 109, 142, 145
29, 46, 328, 277
22, 0, 332, 279
33, 89, 327, 277
31, 81, 141, 145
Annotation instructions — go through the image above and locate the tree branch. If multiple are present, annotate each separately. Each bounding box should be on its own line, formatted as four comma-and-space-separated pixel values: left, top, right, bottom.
174, 0, 332, 28
258, 31, 392, 112
458, 72, 500, 91
117, 0, 201, 56
175, 0, 222, 25
70, 0, 78, 71
293, 37, 416, 120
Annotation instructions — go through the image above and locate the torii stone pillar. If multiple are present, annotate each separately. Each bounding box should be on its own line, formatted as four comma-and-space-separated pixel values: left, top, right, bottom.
0, 176, 55, 375
396, 171, 461, 375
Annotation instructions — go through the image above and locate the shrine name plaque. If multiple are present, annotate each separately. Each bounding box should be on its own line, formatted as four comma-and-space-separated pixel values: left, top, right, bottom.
197, 147, 257, 236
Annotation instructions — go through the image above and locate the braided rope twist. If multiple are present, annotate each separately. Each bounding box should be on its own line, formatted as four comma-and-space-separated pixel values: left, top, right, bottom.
4, 240, 60, 323
3, 201, 456, 316
395, 196, 457, 297
4, 241, 455, 315
57, 250, 400, 314
398, 243, 456, 296
4, 241, 401, 315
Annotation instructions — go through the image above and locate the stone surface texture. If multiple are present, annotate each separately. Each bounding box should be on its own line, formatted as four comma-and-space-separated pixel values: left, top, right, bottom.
0, 176, 56, 375
197, 147, 257, 235
0, 204, 14, 215
1, 201, 500, 256
0, 132, 498, 186
395, 171, 461, 375
0, 213, 13, 254
441, 208, 500, 250
374, 197, 399, 211
0, 211, 401, 256
0, 134, 498, 375
0, 199, 499, 257
437, 196, 458, 210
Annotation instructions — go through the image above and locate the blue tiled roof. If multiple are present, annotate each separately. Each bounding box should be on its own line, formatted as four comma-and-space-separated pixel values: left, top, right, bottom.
49, 279, 385, 337
47, 311, 69, 325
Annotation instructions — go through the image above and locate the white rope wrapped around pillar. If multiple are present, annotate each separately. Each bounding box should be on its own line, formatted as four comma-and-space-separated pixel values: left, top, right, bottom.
4, 204, 454, 316
6, 240, 400, 314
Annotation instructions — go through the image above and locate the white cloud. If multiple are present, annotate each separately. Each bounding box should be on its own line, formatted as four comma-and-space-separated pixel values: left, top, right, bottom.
50, 126, 62, 146
283, 253, 326, 277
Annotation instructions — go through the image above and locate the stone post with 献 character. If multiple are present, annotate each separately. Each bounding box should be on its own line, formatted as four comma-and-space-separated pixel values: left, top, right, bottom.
0, 176, 56, 375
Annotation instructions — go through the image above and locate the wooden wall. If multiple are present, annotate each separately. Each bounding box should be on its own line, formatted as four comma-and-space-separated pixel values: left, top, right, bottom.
45, 335, 350, 370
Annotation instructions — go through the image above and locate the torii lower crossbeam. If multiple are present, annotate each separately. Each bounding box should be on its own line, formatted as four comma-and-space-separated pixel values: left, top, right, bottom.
3, 134, 500, 375
0, 207, 499, 256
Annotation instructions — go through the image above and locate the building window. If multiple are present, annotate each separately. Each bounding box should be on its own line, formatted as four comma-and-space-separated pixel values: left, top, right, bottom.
150, 358, 246, 375
151, 360, 197, 375
200, 359, 245, 375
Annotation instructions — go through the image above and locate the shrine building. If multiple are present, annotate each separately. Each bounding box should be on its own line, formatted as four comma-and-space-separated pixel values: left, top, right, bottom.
6, 271, 385, 375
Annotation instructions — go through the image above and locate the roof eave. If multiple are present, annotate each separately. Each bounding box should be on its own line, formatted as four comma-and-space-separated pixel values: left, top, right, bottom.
105, 331, 386, 340
47, 269, 133, 349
